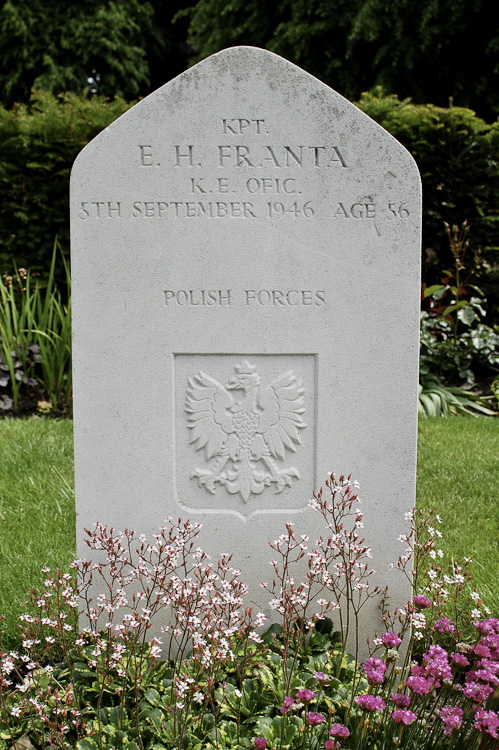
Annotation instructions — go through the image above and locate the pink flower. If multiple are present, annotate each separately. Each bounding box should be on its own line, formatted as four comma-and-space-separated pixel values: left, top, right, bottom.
381, 632, 401, 648
439, 706, 463, 735
307, 712, 324, 726
474, 708, 499, 739
434, 617, 455, 634
391, 693, 411, 708
423, 645, 452, 681
451, 653, 470, 668
413, 594, 431, 609
392, 709, 417, 725
280, 695, 294, 714
362, 657, 387, 685
295, 688, 315, 703
254, 738, 267, 749
474, 618, 499, 636
406, 675, 434, 695
463, 681, 494, 703
355, 695, 386, 712
329, 724, 350, 738
324, 725, 350, 750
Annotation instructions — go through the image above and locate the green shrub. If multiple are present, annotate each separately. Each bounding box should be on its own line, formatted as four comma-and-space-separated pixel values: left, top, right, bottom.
0, 90, 131, 285
358, 91, 499, 324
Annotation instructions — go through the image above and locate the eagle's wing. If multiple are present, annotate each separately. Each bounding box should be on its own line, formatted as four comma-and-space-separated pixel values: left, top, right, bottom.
258, 370, 307, 460
185, 371, 234, 460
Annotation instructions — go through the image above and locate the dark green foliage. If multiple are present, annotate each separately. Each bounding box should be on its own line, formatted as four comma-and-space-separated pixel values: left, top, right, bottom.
0, 90, 131, 282
357, 92, 499, 323
0, 0, 153, 106
0, 0, 192, 108
181, 0, 499, 122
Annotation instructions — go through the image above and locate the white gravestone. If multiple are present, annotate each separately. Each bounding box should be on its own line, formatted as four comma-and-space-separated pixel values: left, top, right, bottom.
71, 46, 421, 648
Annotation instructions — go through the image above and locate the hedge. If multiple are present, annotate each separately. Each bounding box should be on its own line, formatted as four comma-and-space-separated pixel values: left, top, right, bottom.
1, 89, 498, 321
0, 91, 130, 286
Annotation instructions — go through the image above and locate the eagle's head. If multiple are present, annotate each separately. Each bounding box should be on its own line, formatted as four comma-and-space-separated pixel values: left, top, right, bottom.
225, 360, 260, 392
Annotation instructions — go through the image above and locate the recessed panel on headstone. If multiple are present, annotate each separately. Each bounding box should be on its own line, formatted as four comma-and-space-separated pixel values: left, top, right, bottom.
71, 46, 421, 647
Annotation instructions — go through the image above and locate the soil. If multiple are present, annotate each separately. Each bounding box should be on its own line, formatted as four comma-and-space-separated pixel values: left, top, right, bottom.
0, 385, 70, 418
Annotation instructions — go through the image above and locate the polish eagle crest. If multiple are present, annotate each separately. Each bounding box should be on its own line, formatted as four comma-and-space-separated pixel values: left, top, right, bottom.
185, 360, 307, 502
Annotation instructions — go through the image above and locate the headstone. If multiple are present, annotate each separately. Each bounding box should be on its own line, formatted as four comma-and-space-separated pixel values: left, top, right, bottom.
71, 47, 421, 652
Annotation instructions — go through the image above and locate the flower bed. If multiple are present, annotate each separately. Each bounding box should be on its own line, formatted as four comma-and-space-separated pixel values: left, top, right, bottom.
1, 474, 498, 749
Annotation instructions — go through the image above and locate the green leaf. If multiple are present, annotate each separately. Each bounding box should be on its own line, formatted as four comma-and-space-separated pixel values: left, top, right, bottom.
76, 739, 101, 750
419, 393, 438, 416
457, 305, 477, 326
423, 284, 446, 298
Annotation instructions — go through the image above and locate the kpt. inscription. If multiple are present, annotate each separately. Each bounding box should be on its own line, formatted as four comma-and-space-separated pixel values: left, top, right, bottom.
185, 360, 306, 502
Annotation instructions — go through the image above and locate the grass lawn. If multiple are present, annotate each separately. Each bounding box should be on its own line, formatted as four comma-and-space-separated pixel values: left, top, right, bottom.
0, 415, 498, 649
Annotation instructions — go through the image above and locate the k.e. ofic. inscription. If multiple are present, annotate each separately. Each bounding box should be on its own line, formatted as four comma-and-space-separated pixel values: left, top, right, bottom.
76, 117, 413, 225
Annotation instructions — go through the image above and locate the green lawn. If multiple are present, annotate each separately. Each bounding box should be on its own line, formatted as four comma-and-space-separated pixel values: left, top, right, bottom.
0, 415, 498, 649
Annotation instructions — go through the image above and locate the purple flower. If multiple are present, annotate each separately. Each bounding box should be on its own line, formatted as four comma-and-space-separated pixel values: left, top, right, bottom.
362, 657, 387, 685
463, 681, 494, 703
451, 653, 470, 668
434, 617, 455, 634
254, 739, 267, 749
315, 671, 328, 682
280, 695, 294, 714
423, 645, 452, 681
329, 724, 350, 738
406, 675, 434, 695
324, 741, 336, 750
392, 709, 417, 725
295, 688, 315, 703
474, 668, 499, 687
474, 643, 492, 658
306, 711, 324, 726
355, 695, 386, 712
391, 693, 411, 708
474, 708, 499, 739
474, 618, 499, 636
413, 594, 431, 609
480, 634, 499, 659
381, 632, 401, 648
439, 706, 463, 735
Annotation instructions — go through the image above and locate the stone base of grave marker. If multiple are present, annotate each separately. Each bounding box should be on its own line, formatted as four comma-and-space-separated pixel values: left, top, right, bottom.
71, 46, 421, 658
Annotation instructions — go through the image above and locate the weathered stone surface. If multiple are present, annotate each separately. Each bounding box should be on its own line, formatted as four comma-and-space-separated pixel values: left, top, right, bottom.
71, 46, 421, 651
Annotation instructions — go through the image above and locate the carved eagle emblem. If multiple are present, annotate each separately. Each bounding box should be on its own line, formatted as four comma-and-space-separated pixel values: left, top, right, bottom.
185, 360, 307, 502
